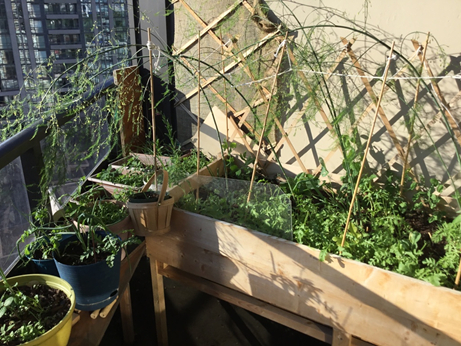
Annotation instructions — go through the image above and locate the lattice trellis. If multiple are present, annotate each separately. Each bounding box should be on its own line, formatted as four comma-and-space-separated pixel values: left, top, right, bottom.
170, 0, 461, 203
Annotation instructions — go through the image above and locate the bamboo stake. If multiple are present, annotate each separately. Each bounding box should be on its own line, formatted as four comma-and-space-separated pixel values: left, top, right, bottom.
341, 37, 407, 167
455, 248, 461, 286
340, 42, 395, 249
312, 43, 422, 176
411, 39, 461, 149
72, 312, 80, 326
220, 29, 229, 143
196, 32, 201, 201
247, 32, 288, 203
400, 32, 430, 194
148, 28, 157, 190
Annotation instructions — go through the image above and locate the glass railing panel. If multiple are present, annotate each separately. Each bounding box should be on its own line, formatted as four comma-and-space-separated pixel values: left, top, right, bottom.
0, 157, 31, 273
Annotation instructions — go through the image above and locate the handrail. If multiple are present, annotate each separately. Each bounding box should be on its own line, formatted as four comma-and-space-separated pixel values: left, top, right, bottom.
0, 77, 116, 171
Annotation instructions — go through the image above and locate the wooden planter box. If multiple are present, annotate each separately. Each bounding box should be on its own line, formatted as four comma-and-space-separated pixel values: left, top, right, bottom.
148, 156, 461, 346
87, 167, 143, 195
109, 153, 172, 170
91, 151, 196, 195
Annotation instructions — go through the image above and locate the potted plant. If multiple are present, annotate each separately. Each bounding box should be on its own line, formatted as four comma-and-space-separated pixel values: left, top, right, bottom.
52, 222, 140, 311
0, 268, 76, 346
126, 170, 174, 236
16, 207, 75, 277
66, 187, 133, 239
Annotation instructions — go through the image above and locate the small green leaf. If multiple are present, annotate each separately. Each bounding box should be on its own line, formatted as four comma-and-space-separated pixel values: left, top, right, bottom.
4, 296, 14, 307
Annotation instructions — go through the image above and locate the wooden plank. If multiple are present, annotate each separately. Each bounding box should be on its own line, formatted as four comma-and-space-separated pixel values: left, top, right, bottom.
120, 284, 135, 343
333, 329, 352, 346
113, 66, 145, 157
68, 241, 146, 346
174, 0, 243, 56
158, 264, 334, 344
148, 209, 461, 346
149, 258, 168, 346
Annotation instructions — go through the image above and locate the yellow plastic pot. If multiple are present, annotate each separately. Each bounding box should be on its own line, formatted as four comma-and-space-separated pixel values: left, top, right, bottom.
0, 274, 76, 346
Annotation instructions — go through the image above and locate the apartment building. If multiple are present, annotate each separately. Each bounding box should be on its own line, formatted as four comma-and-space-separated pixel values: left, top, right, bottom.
0, 0, 130, 105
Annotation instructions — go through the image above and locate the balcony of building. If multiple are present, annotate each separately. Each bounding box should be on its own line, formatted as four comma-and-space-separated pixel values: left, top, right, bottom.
2, 1, 461, 346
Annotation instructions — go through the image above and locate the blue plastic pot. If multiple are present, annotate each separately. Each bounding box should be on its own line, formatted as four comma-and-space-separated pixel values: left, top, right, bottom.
31, 257, 60, 276
54, 231, 121, 311
29, 233, 75, 277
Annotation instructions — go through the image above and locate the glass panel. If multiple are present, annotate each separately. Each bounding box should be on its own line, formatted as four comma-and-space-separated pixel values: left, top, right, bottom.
0, 158, 31, 273
30, 19, 43, 33
0, 34, 11, 49
32, 35, 45, 49
46, 97, 110, 205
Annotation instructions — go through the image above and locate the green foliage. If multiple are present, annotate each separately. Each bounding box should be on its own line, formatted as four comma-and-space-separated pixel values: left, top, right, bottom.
58, 195, 139, 267
282, 168, 461, 289
0, 268, 61, 345
95, 167, 146, 188
65, 200, 128, 227
176, 178, 292, 240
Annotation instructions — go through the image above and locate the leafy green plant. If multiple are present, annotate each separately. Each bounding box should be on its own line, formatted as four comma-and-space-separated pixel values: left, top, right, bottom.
280, 164, 461, 289
0, 268, 71, 345
176, 177, 292, 240
65, 199, 128, 227
57, 196, 139, 267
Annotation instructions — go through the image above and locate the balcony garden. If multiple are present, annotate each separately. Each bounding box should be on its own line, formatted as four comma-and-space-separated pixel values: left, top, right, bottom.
2, 0, 461, 345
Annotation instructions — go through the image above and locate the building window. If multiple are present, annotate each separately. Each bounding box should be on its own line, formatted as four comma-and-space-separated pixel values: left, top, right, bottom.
0, 50, 14, 64
49, 34, 81, 45
32, 35, 45, 49
44, 3, 77, 15
30, 19, 43, 33
34, 50, 47, 63
27, 3, 41, 18
2, 79, 19, 91
0, 35, 12, 49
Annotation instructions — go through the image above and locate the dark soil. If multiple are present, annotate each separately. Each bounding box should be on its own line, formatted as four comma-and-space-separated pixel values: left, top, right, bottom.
0, 284, 70, 346
56, 240, 111, 265
405, 210, 447, 261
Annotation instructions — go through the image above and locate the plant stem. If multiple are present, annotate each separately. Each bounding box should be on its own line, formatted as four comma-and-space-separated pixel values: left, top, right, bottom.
148, 28, 158, 190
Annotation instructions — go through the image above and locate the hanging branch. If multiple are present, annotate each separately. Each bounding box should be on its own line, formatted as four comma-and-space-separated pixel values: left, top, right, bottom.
400, 32, 430, 194
340, 41, 396, 249
147, 27, 158, 190
247, 32, 288, 203
196, 32, 202, 201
